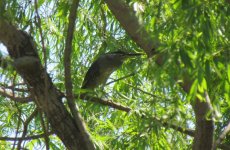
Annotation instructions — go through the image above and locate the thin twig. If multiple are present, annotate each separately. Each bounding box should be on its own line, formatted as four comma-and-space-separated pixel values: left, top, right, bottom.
80, 94, 131, 112
0, 132, 54, 141
0, 83, 29, 92
152, 117, 195, 136
34, 0, 46, 65
12, 104, 22, 150
12, 73, 17, 98
100, 3, 107, 50
0, 83, 26, 88
106, 72, 136, 86
40, 112, 50, 150
0, 88, 33, 103
1, 87, 28, 92
214, 121, 230, 149
127, 83, 164, 99
17, 108, 38, 149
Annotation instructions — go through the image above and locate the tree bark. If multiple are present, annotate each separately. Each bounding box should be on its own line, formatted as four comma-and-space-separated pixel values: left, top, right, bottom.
104, 0, 215, 149
104, 0, 158, 58
0, 20, 91, 150
192, 99, 214, 150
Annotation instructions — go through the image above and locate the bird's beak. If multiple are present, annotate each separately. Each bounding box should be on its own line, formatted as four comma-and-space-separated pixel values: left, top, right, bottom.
126, 53, 144, 57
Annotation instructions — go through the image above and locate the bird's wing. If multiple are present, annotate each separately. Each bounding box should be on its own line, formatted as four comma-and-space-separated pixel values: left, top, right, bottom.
81, 60, 100, 89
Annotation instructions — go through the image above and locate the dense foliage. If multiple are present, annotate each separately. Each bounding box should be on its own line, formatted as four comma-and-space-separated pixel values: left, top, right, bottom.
0, 0, 229, 149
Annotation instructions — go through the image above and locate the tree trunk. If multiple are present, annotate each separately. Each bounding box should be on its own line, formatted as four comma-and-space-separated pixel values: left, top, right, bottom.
0, 20, 93, 150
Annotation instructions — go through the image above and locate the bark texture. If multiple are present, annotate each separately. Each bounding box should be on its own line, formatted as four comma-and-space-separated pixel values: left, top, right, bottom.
104, 0, 214, 149
0, 20, 91, 150
192, 100, 214, 150
104, 0, 158, 58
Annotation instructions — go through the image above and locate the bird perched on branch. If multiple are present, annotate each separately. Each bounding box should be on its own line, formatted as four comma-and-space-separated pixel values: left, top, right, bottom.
81, 50, 142, 90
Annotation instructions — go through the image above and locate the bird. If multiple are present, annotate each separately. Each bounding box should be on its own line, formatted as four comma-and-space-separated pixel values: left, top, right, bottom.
81, 50, 142, 90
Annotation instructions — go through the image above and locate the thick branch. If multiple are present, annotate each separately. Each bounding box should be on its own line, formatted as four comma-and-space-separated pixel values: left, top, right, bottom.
104, 1, 214, 149
183, 83, 214, 150
104, 0, 158, 58
0, 19, 90, 150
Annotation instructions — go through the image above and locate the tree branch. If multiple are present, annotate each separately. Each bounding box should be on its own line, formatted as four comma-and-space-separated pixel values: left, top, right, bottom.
104, 0, 158, 58
64, 0, 95, 149
192, 91, 214, 150
0, 87, 33, 103
0, 18, 90, 150
0, 85, 29, 92
106, 72, 136, 86
13, 104, 22, 149
17, 108, 38, 149
0, 132, 54, 141
214, 121, 230, 149
80, 93, 194, 136
104, 1, 215, 149
39, 112, 50, 150
150, 116, 195, 137
80, 94, 131, 112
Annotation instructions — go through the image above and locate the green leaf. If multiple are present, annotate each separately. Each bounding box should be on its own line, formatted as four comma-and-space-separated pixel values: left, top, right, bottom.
188, 79, 198, 101
179, 49, 193, 68
37, 0, 45, 8
212, 61, 222, 79
227, 64, 230, 83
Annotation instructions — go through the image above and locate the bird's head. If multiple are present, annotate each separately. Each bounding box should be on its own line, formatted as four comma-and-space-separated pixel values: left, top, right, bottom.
105, 50, 143, 62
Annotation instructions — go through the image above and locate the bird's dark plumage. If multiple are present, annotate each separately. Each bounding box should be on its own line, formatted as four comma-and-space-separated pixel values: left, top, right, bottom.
81, 51, 142, 89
